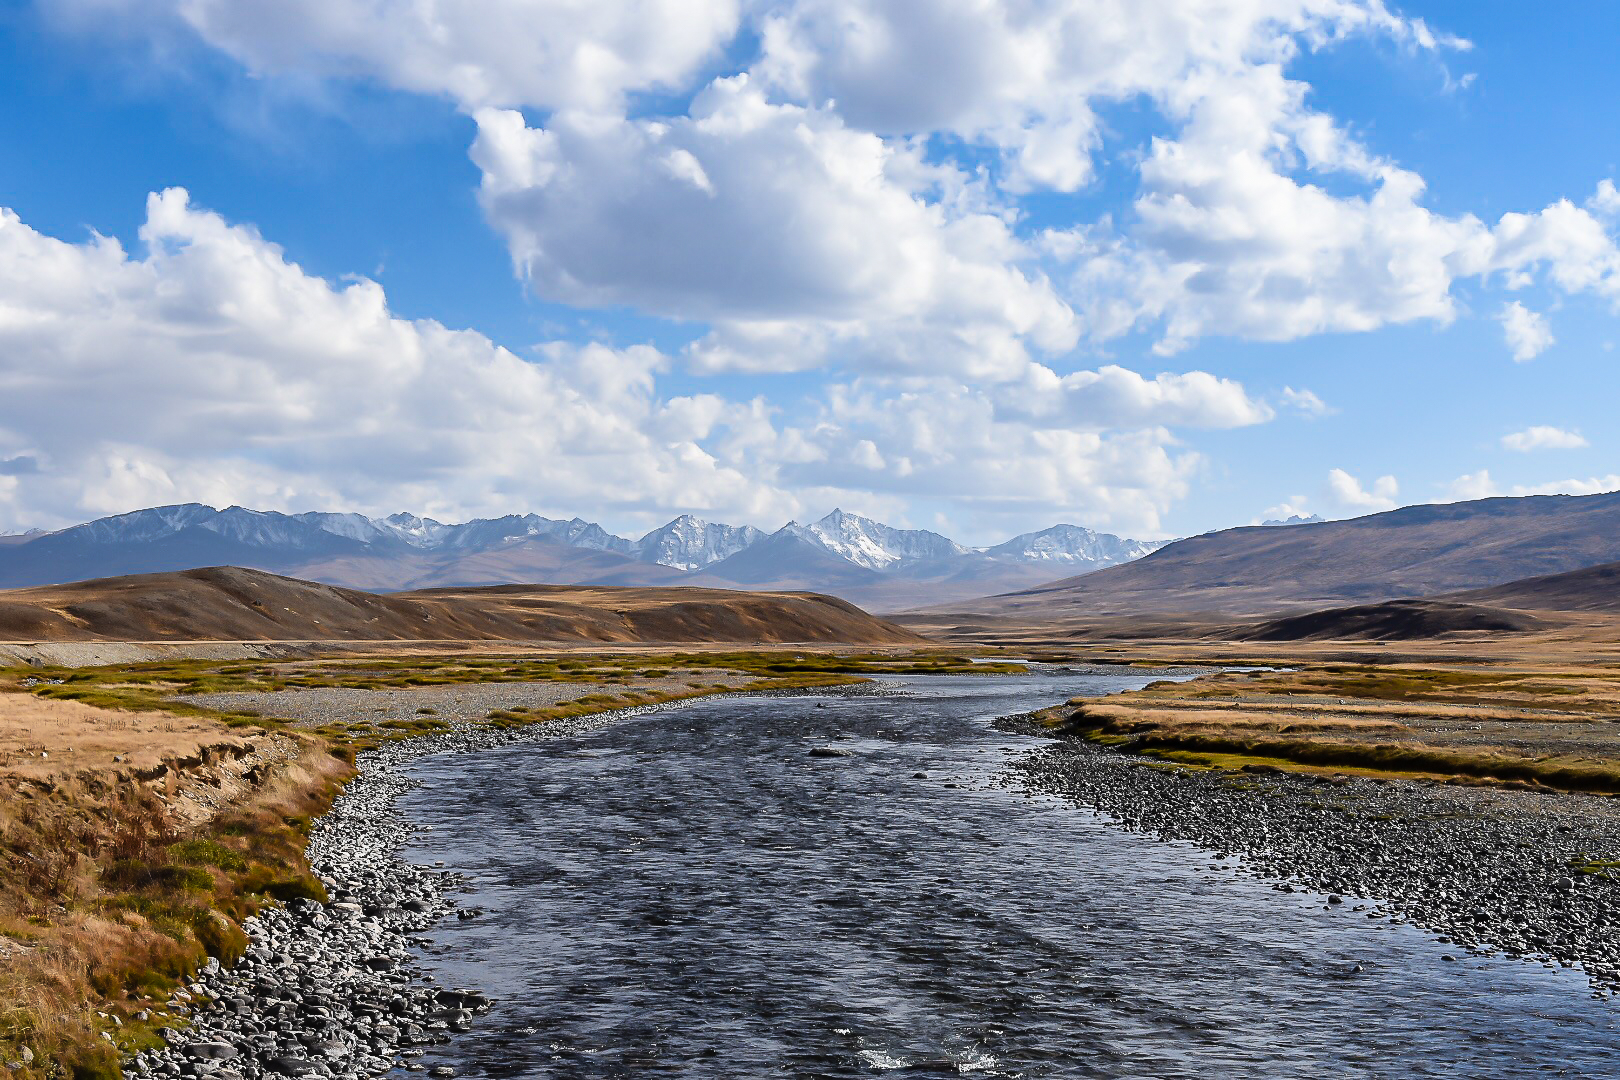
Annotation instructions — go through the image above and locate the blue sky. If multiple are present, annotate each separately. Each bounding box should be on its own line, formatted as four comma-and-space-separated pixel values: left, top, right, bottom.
0, 1, 1616, 545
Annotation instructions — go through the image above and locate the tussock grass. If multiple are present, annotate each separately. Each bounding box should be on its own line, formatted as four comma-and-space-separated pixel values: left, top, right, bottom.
1049, 660, 1620, 795
0, 736, 349, 1077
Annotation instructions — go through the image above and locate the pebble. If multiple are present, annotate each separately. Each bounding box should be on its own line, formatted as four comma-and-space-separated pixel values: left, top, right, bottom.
998, 712, 1620, 994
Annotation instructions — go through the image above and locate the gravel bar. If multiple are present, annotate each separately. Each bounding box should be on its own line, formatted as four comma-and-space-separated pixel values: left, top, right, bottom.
998, 713, 1620, 997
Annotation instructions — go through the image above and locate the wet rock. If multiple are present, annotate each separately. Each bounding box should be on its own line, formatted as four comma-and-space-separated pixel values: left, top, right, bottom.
183, 1042, 236, 1061
808, 747, 853, 758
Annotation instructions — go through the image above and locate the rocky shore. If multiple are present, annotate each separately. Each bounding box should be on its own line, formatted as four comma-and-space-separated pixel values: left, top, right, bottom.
126, 700, 697, 1080
999, 714, 1620, 997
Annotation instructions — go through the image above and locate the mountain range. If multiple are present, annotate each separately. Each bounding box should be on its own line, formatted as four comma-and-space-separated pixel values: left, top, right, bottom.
0, 504, 1167, 611
933, 490, 1620, 620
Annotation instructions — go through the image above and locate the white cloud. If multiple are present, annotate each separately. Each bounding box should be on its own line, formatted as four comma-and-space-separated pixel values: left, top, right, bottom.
471, 78, 1077, 379
1328, 467, 1398, 512
778, 377, 1208, 536
1446, 469, 1499, 502
1000, 364, 1272, 429
1510, 475, 1620, 497
1280, 386, 1331, 416
0, 190, 795, 530
0, 192, 1264, 538
1497, 301, 1554, 362
53, 0, 742, 113
1447, 469, 1620, 501
59, 1, 1620, 364
1593, 179, 1620, 219
755, 0, 1444, 195
1501, 425, 1588, 452
1253, 496, 1311, 525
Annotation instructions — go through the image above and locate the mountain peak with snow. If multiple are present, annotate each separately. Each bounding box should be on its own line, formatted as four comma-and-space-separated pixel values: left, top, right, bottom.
636, 515, 764, 570
801, 509, 967, 570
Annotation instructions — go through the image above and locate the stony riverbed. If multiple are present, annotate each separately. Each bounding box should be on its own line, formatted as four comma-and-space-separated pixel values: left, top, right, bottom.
999, 712, 1620, 996
132, 670, 1620, 1078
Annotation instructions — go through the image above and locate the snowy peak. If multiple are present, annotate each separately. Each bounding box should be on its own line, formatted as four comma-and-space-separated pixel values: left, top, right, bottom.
983, 524, 1169, 567
636, 515, 764, 570
381, 512, 454, 546
1260, 514, 1325, 527
801, 509, 968, 569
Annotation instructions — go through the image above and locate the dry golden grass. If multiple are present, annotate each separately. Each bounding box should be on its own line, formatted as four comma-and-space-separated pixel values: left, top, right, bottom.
0, 695, 253, 783
1041, 659, 1620, 794
0, 705, 349, 1079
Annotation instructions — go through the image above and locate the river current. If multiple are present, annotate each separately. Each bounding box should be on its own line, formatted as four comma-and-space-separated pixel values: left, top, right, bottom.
397, 671, 1620, 1078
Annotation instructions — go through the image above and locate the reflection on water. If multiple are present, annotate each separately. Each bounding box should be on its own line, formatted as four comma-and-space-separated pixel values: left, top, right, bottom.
398, 673, 1620, 1078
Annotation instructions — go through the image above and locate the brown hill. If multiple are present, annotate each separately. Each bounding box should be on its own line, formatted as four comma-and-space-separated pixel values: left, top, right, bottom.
0, 566, 926, 646
1227, 600, 1548, 643
933, 491, 1620, 619
1446, 560, 1620, 613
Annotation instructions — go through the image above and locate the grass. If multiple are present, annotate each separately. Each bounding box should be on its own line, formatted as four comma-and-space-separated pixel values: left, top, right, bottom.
1042, 660, 1620, 794
0, 736, 348, 1078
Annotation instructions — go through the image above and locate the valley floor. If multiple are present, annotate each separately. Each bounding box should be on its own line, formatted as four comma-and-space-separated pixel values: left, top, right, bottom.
9, 641, 1620, 1074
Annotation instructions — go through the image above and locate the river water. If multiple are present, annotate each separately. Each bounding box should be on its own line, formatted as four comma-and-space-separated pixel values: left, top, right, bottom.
397, 671, 1620, 1078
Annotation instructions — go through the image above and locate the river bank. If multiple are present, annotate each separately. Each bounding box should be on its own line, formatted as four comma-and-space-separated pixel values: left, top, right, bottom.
1000, 712, 1620, 996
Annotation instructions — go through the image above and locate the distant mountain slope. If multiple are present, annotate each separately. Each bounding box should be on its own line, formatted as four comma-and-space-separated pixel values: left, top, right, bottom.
801, 509, 967, 568
1229, 600, 1547, 642
0, 567, 926, 645
984, 524, 1169, 565
936, 491, 1620, 618
634, 515, 764, 570
0, 502, 1165, 606
691, 529, 883, 589
284, 538, 687, 592
1446, 560, 1620, 613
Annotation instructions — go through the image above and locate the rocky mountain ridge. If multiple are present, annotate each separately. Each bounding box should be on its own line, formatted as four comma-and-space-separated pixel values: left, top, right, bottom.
0, 504, 1161, 610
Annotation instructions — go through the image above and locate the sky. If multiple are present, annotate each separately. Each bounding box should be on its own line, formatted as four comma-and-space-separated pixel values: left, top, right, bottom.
0, 1, 1617, 546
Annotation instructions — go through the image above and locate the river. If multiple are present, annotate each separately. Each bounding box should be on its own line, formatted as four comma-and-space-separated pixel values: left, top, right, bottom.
396, 670, 1620, 1078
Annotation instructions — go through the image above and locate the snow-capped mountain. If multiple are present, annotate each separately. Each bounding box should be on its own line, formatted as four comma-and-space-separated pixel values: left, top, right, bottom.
796, 509, 968, 569
635, 515, 764, 570
1259, 514, 1325, 527
0, 502, 1170, 608
426, 514, 634, 555
983, 524, 1170, 566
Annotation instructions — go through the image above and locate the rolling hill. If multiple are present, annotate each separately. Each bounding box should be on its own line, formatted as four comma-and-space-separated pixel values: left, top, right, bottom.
1447, 560, 1620, 614
0, 567, 928, 646
936, 491, 1620, 619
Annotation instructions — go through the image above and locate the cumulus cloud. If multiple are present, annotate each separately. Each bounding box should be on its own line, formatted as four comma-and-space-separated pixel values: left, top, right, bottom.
1447, 469, 1620, 501
0, 193, 1255, 536
472, 78, 1077, 379
1501, 425, 1588, 452
0, 190, 794, 529
1280, 386, 1331, 416
56, 1, 1620, 366
777, 377, 1206, 535
755, 0, 1444, 194
999, 365, 1272, 429
1328, 467, 1398, 512
1446, 469, 1499, 502
52, 0, 741, 112
1497, 301, 1555, 362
